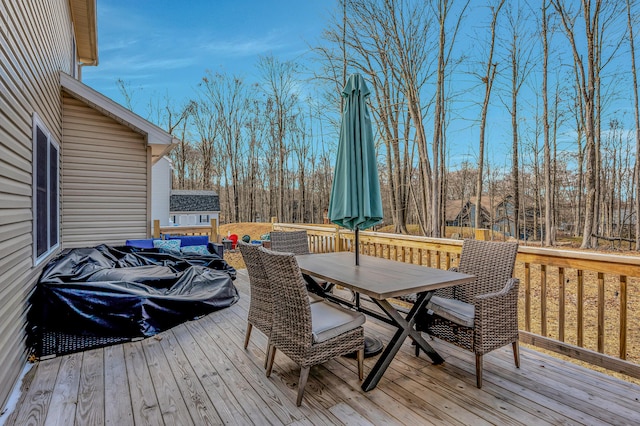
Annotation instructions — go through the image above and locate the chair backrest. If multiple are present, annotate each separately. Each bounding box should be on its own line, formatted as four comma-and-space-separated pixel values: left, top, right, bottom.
269, 231, 310, 255
455, 239, 519, 304
258, 246, 312, 348
238, 242, 273, 334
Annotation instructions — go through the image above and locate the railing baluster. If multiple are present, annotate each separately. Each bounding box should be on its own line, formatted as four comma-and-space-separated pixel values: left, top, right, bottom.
577, 269, 584, 347
620, 275, 627, 360
598, 272, 605, 353
525, 262, 531, 332
445, 252, 451, 270
541, 264, 547, 337
559, 267, 565, 342
436, 251, 441, 270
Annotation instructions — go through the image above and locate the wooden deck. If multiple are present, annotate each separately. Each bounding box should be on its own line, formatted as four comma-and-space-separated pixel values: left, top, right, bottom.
5, 270, 640, 425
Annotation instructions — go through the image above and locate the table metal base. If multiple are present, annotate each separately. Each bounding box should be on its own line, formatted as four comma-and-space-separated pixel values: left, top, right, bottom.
361, 291, 444, 392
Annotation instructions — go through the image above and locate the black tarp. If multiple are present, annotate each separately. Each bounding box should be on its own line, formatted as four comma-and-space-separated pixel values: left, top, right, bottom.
28, 244, 239, 357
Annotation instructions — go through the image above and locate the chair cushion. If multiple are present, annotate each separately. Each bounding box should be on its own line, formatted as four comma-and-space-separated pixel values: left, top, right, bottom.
426, 296, 475, 327
125, 239, 156, 249
153, 239, 181, 255
181, 245, 210, 255
310, 301, 365, 343
166, 235, 209, 247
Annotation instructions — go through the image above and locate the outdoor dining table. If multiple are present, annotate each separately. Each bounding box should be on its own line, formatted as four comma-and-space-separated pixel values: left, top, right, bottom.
296, 251, 475, 392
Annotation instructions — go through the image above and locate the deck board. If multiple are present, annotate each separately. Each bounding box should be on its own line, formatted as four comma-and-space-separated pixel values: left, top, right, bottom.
5, 269, 640, 426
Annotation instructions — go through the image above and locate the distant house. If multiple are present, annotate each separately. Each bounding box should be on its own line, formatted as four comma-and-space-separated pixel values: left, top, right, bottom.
494, 195, 542, 239
0, 0, 177, 411
446, 195, 545, 239
445, 197, 492, 229
170, 190, 221, 226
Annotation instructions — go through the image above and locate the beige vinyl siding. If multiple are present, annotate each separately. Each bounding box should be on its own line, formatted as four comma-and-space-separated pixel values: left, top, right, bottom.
62, 95, 150, 247
0, 0, 77, 412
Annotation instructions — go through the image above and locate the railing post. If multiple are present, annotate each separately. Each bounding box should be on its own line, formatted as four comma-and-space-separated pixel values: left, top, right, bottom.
210, 218, 218, 242
153, 219, 160, 239
475, 228, 489, 240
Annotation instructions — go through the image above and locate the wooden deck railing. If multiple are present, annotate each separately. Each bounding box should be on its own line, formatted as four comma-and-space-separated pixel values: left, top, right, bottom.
153, 219, 219, 241
273, 223, 640, 380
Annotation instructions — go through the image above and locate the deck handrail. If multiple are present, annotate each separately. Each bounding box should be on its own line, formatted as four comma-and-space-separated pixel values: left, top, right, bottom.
273, 223, 640, 381
153, 219, 219, 241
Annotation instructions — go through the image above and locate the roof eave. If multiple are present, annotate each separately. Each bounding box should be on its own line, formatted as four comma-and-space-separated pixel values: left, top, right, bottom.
69, 0, 98, 65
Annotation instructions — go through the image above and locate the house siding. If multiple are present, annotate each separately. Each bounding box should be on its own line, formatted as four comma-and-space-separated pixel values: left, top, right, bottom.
62, 94, 150, 246
0, 0, 75, 411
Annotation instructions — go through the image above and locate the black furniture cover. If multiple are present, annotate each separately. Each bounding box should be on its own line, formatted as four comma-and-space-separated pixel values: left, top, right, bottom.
28, 244, 238, 357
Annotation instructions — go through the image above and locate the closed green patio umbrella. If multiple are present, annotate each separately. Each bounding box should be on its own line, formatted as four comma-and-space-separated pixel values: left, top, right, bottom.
329, 74, 383, 266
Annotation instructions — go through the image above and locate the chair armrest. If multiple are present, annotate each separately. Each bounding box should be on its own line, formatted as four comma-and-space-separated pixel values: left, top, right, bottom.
475, 277, 519, 301
473, 278, 520, 351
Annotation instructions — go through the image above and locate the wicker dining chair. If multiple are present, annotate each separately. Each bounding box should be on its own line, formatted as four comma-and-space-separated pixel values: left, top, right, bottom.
416, 239, 520, 388
258, 246, 365, 406
270, 231, 334, 294
238, 242, 274, 367
270, 230, 311, 255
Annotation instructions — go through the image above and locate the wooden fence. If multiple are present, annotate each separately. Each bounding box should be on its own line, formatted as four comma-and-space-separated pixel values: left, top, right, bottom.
273, 223, 640, 380
153, 219, 219, 241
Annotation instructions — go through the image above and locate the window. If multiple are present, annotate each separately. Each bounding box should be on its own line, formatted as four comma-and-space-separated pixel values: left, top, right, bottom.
32, 114, 60, 265
199, 214, 209, 223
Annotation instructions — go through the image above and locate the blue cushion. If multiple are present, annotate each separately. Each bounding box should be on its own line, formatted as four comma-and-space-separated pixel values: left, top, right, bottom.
181, 245, 210, 255
165, 235, 209, 247
125, 239, 155, 249
153, 239, 181, 255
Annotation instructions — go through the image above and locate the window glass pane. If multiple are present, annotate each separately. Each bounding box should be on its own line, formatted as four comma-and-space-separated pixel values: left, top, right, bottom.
49, 143, 59, 247
36, 128, 48, 257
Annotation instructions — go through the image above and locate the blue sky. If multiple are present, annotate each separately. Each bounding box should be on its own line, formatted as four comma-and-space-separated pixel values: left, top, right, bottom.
83, 1, 637, 173
84, 0, 331, 110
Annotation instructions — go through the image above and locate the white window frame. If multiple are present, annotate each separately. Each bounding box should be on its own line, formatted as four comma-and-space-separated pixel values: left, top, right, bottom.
32, 113, 60, 265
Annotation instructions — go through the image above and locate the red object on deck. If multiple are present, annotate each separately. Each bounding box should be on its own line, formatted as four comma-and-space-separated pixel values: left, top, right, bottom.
228, 234, 238, 249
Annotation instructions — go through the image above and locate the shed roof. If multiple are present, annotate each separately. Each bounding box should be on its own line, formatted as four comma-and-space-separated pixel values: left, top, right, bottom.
170, 190, 220, 212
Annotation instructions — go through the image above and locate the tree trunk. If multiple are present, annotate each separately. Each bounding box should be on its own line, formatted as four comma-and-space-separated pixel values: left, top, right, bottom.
627, 0, 640, 250
475, 0, 505, 229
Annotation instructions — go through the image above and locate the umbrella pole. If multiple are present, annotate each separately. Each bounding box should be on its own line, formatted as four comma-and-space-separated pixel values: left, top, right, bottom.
355, 227, 359, 265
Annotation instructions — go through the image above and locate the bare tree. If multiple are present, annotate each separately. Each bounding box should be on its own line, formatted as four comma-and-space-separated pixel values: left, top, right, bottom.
541, 0, 554, 245
430, 0, 469, 237
199, 72, 251, 221
552, 0, 625, 248
258, 55, 300, 222
499, 1, 534, 241
475, 0, 505, 229
627, 0, 640, 249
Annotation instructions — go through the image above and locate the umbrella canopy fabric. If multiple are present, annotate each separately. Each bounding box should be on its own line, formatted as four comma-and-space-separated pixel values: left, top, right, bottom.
328, 74, 383, 233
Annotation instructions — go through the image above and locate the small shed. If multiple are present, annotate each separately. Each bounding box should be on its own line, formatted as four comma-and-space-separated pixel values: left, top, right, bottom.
170, 190, 220, 226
